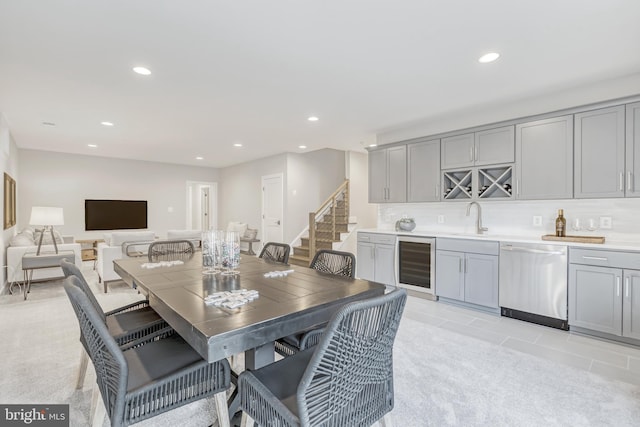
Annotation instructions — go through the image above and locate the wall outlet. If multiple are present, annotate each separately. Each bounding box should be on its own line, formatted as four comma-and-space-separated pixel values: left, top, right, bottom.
532, 216, 543, 227
599, 216, 612, 229
437, 215, 445, 224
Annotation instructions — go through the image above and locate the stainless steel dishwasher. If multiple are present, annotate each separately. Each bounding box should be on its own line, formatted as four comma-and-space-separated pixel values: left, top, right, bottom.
499, 242, 568, 330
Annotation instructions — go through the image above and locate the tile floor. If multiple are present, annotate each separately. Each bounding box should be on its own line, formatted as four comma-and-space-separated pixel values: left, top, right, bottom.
404, 290, 640, 386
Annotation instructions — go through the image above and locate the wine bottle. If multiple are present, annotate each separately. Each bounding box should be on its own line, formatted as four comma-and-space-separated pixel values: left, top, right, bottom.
555, 209, 566, 237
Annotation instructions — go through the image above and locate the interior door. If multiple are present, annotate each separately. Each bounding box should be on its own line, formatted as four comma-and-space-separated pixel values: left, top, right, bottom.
262, 174, 284, 243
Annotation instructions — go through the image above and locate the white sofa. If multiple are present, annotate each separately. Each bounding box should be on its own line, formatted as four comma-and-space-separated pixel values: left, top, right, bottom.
6, 228, 81, 285
97, 230, 156, 292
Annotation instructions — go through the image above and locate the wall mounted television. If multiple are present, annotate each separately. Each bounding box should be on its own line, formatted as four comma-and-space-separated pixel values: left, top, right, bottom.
85, 199, 148, 231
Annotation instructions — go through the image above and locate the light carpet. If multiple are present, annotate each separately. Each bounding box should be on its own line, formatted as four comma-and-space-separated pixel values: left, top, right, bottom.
1, 276, 639, 426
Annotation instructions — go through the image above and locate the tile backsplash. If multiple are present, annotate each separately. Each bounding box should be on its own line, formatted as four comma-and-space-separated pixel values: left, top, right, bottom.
377, 198, 640, 242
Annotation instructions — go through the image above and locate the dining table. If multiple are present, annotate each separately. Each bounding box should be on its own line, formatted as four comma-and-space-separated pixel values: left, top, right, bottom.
113, 254, 386, 369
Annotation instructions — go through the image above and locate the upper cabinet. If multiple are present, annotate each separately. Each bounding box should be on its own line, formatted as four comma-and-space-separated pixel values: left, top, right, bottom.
368, 145, 407, 203
574, 106, 625, 199
441, 126, 514, 169
515, 115, 574, 200
627, 102, 640, 197
407, 138, 440, 202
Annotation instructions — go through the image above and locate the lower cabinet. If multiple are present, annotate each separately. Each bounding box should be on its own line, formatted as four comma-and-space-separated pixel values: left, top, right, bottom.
569, 264, 640, 340
435, 238, 499, 310
569, 248, 640, 341
356, 232, 396, 286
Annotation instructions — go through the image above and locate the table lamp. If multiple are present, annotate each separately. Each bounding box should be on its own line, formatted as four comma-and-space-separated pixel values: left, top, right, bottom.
29, 206, 64, 255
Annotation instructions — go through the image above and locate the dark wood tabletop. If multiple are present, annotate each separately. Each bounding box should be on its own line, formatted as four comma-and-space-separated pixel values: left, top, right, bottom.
114, 255, 385, 367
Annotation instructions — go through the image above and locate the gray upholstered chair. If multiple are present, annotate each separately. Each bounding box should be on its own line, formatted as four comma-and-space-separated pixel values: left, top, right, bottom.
239, 289, 407, 427
148, 239, 195, 262
274, 249, 356, 357
258, 242, 290, 264
60, 259, 170, 389
64, 277, 231, 427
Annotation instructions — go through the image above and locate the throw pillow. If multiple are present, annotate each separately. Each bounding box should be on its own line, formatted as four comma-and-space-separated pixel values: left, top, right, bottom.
33, 229, 64, 245
9, 232, 35, 247
243, 228, 258, 240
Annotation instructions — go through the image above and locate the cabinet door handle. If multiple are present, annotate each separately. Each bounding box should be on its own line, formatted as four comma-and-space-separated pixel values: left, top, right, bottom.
459, 258, 462, 273
516, 179, 520, 196
619, 172, 624, 191
582, 256, 608, 261
464, 258, 468, 274
469, 146, 474, 162
616, 276, 621, 297
625, 277, 630, 298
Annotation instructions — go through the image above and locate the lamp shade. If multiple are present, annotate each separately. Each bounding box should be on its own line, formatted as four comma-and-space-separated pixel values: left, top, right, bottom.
29, 207, 64, 226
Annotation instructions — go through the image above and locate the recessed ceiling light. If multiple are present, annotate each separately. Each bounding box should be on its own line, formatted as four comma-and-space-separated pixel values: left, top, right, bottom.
368, 144, 377, 147
196, 156, 204, 160
478, 52, 500, 63
42, 122, 56, 126
299, 145, 307, 149
307, 116, 319, 122
88, 144, 97, 148
233, 143, 243, 147
133, 66, 151, 75
101, 121, 114, 126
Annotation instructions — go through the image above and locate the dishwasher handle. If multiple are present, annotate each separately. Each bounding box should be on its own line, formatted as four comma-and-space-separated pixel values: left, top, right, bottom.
501, 245, 565, 256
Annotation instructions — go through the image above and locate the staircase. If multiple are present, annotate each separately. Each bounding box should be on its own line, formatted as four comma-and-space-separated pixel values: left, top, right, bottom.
289, 180, 350, 267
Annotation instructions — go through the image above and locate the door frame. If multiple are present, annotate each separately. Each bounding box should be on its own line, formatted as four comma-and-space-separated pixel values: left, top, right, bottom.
261, 173, 284, 243
186, 181, 218, 231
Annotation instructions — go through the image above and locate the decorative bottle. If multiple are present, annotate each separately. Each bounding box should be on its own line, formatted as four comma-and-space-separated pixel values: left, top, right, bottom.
555, 209, 566, 237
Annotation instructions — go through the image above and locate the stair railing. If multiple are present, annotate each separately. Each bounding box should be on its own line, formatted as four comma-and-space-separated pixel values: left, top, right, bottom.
308, 180, 349, 258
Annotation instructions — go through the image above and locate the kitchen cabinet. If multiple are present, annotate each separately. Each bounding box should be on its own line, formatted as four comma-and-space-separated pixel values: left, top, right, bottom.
408, 138, 440, 202
441, 126, 514, 169
574, 105, 625, 198
356, 232, 396, 286
435, 238, 499, 311
569, 248, 640, 341
626, 101, 640, 197
515, 115, 573, 200
368, 145, 407, 203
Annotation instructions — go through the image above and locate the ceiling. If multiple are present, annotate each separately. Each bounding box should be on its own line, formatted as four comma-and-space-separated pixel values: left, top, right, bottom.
1, 1, 639, 168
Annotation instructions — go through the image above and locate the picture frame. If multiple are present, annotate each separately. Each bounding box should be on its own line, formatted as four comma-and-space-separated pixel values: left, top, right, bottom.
4, 172, 16, 229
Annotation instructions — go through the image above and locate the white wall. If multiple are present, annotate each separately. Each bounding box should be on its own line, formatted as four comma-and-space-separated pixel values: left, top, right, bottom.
341, 151, 377, 255
286, 149, 346, 243
18, 150, 219, 240
377, 198, 640, 242
218, 153, 287, 241
1, 113, 19, 286
218, 149, 348, 245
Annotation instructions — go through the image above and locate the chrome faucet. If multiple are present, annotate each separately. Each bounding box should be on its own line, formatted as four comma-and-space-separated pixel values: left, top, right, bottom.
466, 202, 488, 235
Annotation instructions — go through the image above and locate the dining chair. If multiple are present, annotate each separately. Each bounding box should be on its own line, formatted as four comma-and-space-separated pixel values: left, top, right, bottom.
274, 249, 356, 357
258, 242, 290, 264
63, 277, 232, 427
60, 259, 170, 390
239, 288, 407, 427
148, 239, 195, 262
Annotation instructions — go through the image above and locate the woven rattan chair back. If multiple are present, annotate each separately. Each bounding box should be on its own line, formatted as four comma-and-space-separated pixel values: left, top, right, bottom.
240, 289, 407, 426
298, 289, 406, 425
148, 239, 195, 262
258, 242, 290, 264
309, 249, 356, 278
61, 259, 106, 322
63, 277, 129, 423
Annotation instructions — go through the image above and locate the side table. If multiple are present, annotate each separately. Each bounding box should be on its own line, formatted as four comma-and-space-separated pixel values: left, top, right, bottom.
240, 238, 261, 256
22, 251, 76, 301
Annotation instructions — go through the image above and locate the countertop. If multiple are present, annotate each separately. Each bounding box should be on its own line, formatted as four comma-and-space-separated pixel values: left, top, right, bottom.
358, 228, 640, 252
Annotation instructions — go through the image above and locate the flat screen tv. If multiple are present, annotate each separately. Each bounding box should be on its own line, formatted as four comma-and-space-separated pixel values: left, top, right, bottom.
85, 199, 148, 231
